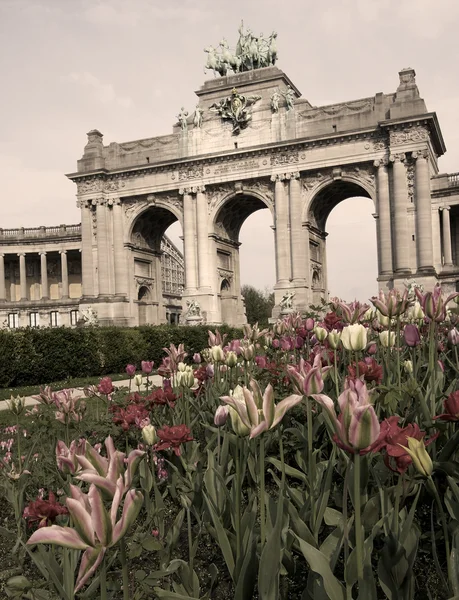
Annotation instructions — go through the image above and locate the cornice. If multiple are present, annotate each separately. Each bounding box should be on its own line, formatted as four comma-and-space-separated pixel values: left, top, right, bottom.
379, 113, 446, 157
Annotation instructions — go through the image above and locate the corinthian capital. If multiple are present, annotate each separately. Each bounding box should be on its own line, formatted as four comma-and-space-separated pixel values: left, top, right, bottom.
285, 171, 300, 180
195, 185, 206, 193
389, 153, 406, 163
270, 173, 286, 182
373, 157, 389, 168
412, 148, 429, 160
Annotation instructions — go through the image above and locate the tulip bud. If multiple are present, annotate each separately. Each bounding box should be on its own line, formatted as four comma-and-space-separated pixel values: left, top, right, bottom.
366, 342, 377, 355
305, 318, 315, 331
403, 360, 413, 374
141, 361, 154, 374
134, 374, 143, 388
328, 330, 341, 350
363, 308, 375, 321
193, 353, 202, 364
210, 345, 225, 362
314, 326, 328, 342
377, 312, 390, 327
177, 362, 186, 372
341, 324, 367, 351
400, 437, 433, 477
241, 344, 255, 361
125, 364, 136, 376
214, 405, 229, 426
225, 351, 238, 368
403, 324, 421, 347
6, 395, 25, 416
411, 301, 425, 321
141, 424, 158, 446
180, 369, 195, 388
379, 331, 396, 348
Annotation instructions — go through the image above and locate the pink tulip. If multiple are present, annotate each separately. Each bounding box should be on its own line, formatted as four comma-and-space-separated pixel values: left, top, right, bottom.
415, 283, 459, 323
193, 353, 202, 364
370, 289, 410, 318
97, 377, 114, 395
56, 439, 86, 475
448, 328, 459, 346
403, 324, 421, 347
141, 361, 154, 374
125, 364, 136, 376
329, 299, 370, 324
214, 405, 229, 426
287, 354, 332, 396
162, 343, 187, 372
312, 378, 381, 453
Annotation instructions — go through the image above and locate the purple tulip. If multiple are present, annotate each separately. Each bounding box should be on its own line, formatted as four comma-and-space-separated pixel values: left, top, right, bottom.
141, 361, 154, 374
125, 364, 136, 376
214, 405, 229, 426
403, 324, 421, 347
193, 353, 202, 364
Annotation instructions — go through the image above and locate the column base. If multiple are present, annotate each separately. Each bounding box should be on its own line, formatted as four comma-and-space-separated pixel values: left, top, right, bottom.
394, 268, 412, 276
416, 266, 436, 276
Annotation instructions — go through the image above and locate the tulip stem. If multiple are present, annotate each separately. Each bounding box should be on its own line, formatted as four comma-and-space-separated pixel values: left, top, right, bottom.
259, 435, 266, 546
120, 538, 131, 600
306, 397, 316, 527
353, 453, 364, 584
342, 460, 352, 600
333, 349, 340, 400
235, 437, 242, 574
100, 555, 107, 600
428, 476, 452, 590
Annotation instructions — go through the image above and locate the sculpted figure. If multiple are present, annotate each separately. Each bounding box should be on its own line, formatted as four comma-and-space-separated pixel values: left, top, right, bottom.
177, 107, 189, 131
186, 299, 201, 317
267, 31, 278, 65
283, 85, 295, 111
271, 89, 281, 113
280, 291, 295, 310
204, 45, 219, 76
193, 105, 204, 128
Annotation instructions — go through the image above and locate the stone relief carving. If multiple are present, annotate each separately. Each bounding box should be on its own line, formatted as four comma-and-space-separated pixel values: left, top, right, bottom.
342, 165, 376, 189
77, 179, 126, 194
280, 290, 295, 311
372, 136, 387, 151
207, 184, 235, 215
270, 150, 299, 166
217, 268, 234, 283
270, 90, 281, 113
178, 165, 204, 181
244, 181, 274, 204
186, 299, 201, 317
302, 172, 326, 192
299, 98, 373, 120
406, 160, 415, 203
389, 125, 429, 146
135, 277, 154, 288
209, 88, 261, 135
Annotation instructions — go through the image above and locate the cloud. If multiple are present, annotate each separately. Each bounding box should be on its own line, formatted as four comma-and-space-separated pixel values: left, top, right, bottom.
62, 72, 133, 107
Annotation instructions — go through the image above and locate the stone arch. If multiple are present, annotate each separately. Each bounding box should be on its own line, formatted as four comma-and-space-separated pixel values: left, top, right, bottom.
304, 173, 376, 230
129, 205, 180, 252
220, 278, 231, 292
126, 197, 183, 244
137, 285, 151, 301
211, 189, 274, 242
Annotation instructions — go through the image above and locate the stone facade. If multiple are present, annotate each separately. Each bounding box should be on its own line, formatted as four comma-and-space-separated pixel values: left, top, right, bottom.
5, 64, 459, 328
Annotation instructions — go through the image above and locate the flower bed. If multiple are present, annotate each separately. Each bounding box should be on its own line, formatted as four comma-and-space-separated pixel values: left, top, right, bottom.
1, 284, 459, 599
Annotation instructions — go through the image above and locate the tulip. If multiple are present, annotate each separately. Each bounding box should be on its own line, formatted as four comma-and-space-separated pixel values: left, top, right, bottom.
141, 361, 154, 374
125, 364, 136, 376
208, 329, 227, 348
162, 343, 187, 372
141, 425, 158, 446
240, 343, 255, 361
410, 301, 425, 321
415, 283, 459, 323
210, 345, 225, 362
56, 439, 86, 475
225, 351, 238, 368
435, 391, 459, 421
27, 480, 143, 592
370, 289, 410, 318
379, 331, 396, 348
154, 425, 193, 456
221, 379, 302, 439
448, 328, 459, 346
312, 378, 381, 453
305, 318, 315, 331
403, 324, 421, 347
366, 342, 377, 355
97, 377, 114, 395
341, 324, 367, 351
398, 437, 433, 477
134, 374, 143, 388
328, 330, 341, 350
287, 354, 332, 396
193, 353, 202, 364
314, 326, 328, 342
329, 299, 370, 324
403, 360, 413, 374
214, 405, 229, 426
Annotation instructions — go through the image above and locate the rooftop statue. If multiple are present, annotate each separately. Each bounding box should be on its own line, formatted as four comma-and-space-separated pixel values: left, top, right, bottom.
210, 87, 261, 135
204, 21, 278, 77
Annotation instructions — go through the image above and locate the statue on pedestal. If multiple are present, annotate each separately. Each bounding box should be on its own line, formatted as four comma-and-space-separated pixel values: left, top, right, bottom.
193, 105, 204, 128
280, 291, 295, 312
176, 107, 189, 131
185, 299, 203, 325
270, 89, 281, 113
282, 85, 295, 111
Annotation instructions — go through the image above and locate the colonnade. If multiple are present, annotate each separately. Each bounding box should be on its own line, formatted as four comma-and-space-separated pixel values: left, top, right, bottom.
0, 250, 71, 301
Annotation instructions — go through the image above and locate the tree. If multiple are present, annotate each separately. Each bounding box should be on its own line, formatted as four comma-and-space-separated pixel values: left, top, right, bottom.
241, 285, 275, 326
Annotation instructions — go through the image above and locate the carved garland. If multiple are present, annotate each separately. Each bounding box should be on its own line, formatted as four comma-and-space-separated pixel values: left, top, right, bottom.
389, 125, 429, 146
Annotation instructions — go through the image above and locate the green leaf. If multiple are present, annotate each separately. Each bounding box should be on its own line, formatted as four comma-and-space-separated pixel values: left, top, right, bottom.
203, 491, 235, 579
292, 532, 346, 600
258, 492, 284, 600
266, 457, 307, 482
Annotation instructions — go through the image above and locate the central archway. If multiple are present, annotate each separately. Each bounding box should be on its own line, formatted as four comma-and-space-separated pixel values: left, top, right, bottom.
211, 188, 274, 325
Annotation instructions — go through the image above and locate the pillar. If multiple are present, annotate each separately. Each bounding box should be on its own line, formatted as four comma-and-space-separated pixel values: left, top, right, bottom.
96, 198, 110, 295
39, 252, 48, 299
0, 254, 5, 301
442, 207, 453, 266
196, 186, 211, 290
374, 159, 393, 275
113, 200, 128, 295
413, 149, 434, 272
60, 250, 69, 298
79, 200, 95, 297
272, 174, 290, 284
289, 171, 306, 283
390, 153, 411, 273
181, 188, 197, 292
18, 253, 27, 300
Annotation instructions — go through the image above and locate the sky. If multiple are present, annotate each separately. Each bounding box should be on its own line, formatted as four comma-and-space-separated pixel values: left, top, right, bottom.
1, 0, 459, 302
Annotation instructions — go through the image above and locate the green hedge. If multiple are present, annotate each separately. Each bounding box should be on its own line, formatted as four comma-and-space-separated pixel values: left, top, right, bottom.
0, 325, 242, 388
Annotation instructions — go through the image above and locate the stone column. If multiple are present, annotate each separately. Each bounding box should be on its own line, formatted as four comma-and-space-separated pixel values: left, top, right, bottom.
181, 188, 198, 292
271, 174, 290, 284
60, 250, 69, 298
0, 254, 5, 301
442, 207, 453, 266
18, 253, 27, 300
113, 200, 128, 295
96, 198, 110, 295
390, 153, 411, 273
413, 149, 434, 272
289, 171, 306, 282
196, 186, 211, 290
79, 200, 95, 297
39, 252, 48, 299
374, 158, 393, 275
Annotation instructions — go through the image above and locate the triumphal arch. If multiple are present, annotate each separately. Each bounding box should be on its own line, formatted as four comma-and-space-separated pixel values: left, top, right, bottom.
67, 25, 456, 327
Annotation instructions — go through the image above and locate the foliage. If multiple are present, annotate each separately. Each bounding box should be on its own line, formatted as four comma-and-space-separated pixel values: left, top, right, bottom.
241, 285, 274, 326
